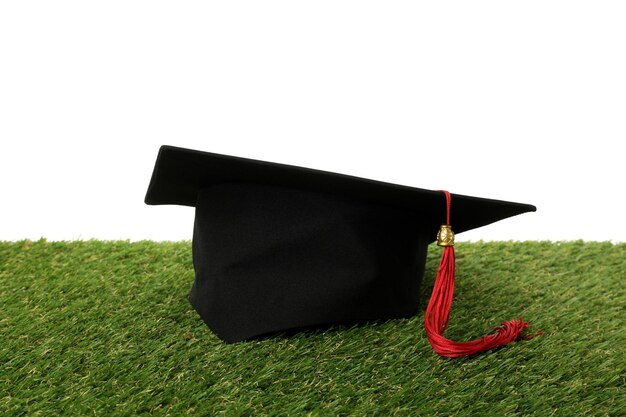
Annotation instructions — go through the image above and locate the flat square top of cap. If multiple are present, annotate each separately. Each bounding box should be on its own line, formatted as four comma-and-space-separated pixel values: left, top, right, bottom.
145, 145, 535, 235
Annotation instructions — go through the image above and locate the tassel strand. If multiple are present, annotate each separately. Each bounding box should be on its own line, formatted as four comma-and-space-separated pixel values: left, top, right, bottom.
424, 191, 540, 357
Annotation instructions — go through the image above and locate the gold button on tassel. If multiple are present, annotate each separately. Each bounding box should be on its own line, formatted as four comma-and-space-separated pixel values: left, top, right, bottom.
437, 225, 454, 247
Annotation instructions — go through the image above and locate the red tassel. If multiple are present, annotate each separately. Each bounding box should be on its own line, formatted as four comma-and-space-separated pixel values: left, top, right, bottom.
424, 191, 540, 358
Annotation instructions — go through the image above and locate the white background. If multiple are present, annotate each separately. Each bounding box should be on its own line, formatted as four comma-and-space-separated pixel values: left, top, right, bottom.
1, 2, 624, 242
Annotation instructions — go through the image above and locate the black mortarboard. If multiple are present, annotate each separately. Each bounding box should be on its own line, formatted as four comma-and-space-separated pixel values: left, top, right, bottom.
145, 145, 537, 352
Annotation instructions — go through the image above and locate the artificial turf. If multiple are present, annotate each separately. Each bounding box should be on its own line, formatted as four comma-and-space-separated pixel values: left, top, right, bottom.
1, 240, 624, 416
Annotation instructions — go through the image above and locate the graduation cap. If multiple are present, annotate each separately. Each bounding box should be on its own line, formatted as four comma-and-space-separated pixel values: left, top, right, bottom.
145, 145, 539, 356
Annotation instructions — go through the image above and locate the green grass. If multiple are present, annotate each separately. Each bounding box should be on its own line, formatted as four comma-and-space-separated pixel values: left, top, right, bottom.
1, 240, 624, 416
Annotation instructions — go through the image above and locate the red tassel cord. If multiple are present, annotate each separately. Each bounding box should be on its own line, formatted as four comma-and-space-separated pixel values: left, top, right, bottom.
424, 190, 541, 358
